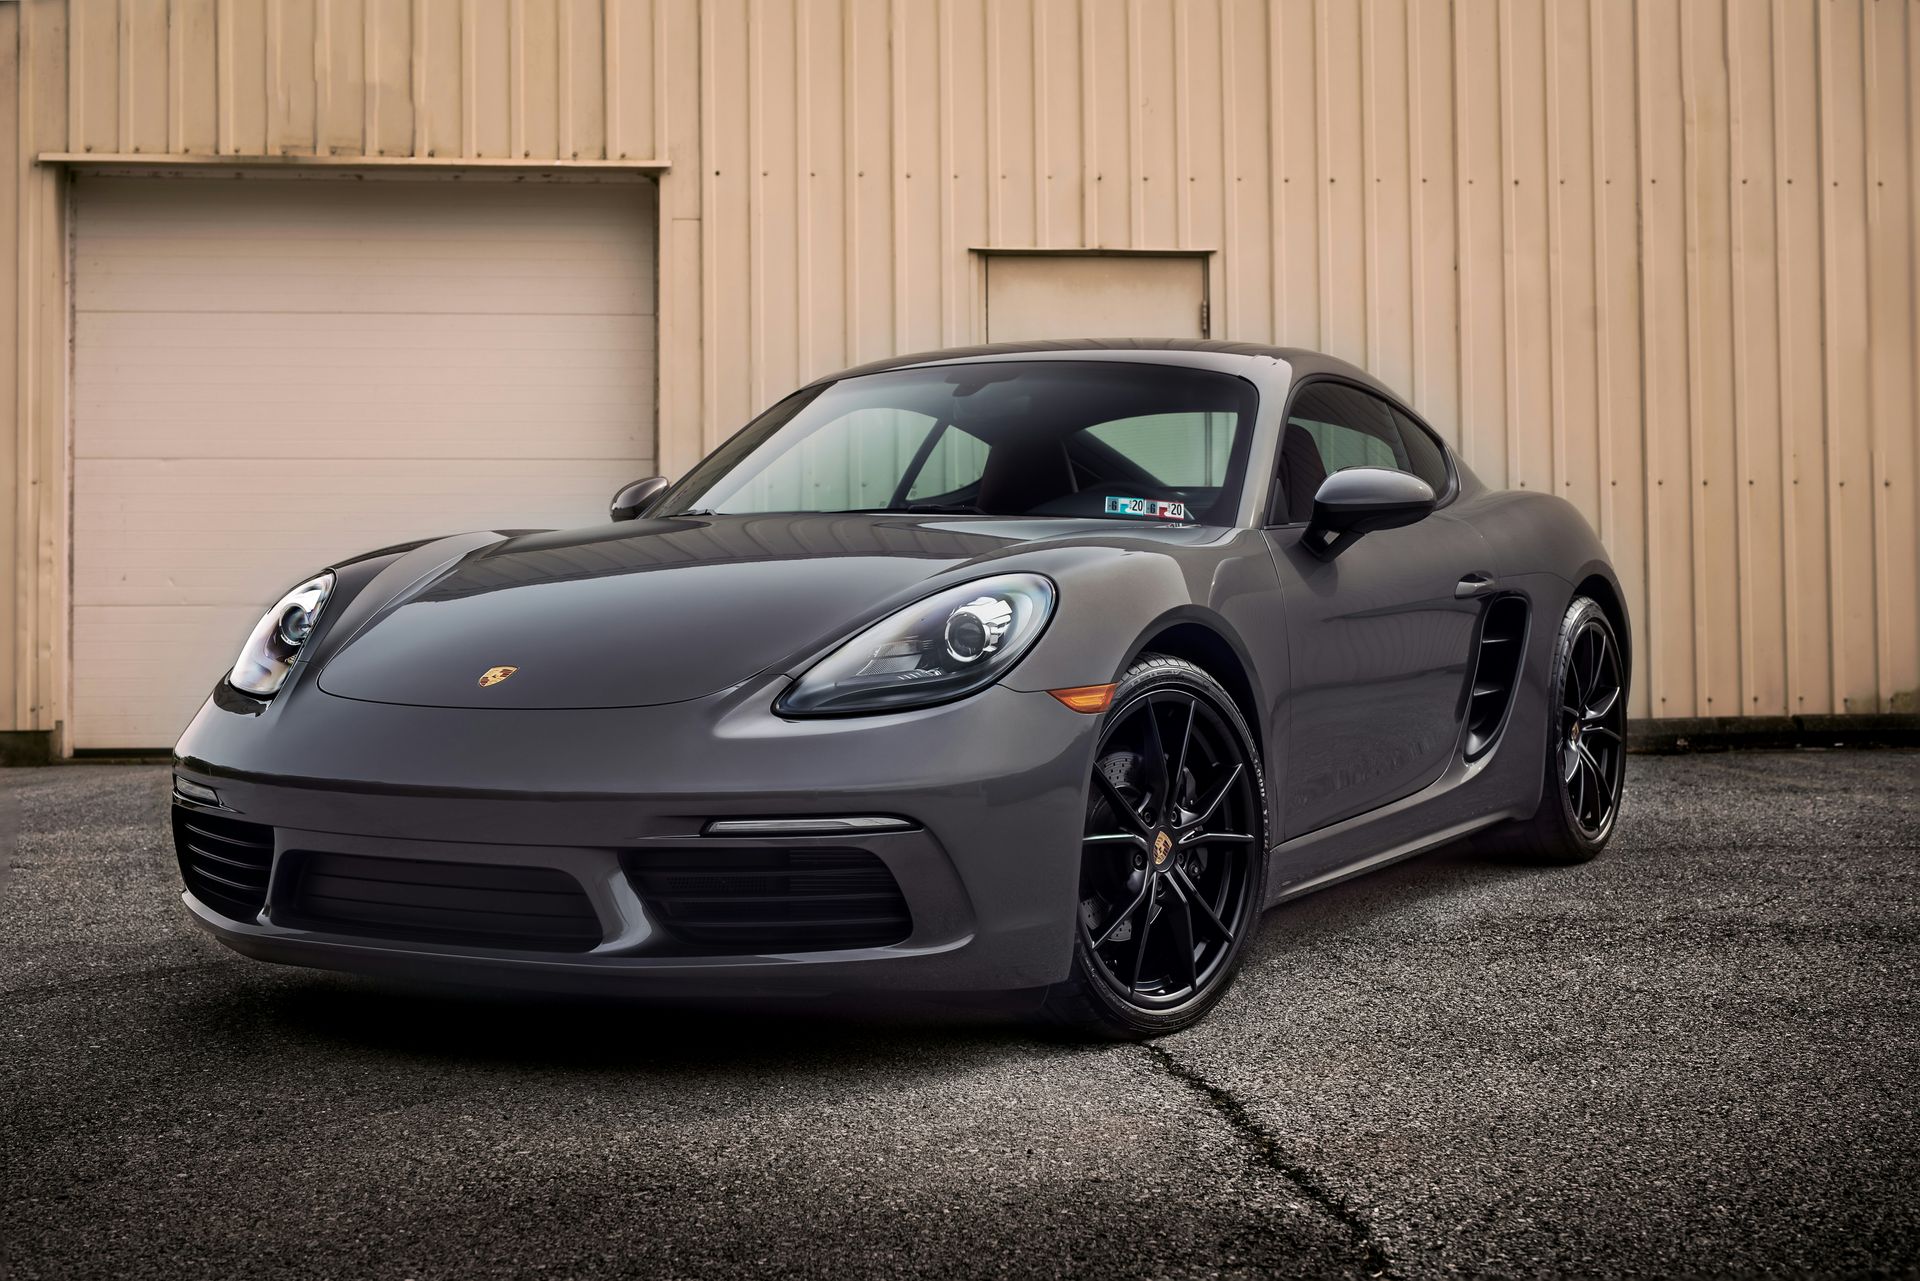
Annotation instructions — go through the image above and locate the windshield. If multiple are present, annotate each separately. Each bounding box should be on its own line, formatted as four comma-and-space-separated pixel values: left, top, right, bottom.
658, 361, 1260, 525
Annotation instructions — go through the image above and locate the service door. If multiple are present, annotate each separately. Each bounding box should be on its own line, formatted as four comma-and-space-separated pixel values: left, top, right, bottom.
71, 176, 657, 749
984, 254, 1208, 342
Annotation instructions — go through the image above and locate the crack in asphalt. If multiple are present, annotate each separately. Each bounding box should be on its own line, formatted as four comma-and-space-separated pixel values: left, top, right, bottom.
1143, 1042, 1397, 1279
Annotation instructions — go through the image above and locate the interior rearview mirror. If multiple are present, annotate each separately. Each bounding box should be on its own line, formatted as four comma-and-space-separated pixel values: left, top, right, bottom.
1303, 467, 1435, 559
610, 476, 672, 522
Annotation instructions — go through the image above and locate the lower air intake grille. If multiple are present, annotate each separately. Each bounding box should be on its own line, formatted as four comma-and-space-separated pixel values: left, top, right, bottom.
173, 807, 275, 923
623, 848, 912, 953
279, 851, 603, 953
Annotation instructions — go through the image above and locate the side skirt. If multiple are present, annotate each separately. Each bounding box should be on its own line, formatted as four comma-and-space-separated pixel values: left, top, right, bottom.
1262, 811, 1511, 907
1258, 749, 1532, 909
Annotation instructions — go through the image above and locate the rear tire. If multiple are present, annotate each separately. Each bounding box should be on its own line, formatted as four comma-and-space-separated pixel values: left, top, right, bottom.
1482, 596, 1627, 865
1041, 655, 1269, 1040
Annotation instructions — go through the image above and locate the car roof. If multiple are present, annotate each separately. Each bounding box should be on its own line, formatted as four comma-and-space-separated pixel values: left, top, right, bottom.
809, 338, 1402, 402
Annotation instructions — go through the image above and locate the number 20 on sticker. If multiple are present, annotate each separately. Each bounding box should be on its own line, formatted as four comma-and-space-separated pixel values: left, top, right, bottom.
1104, 495, 1191, 521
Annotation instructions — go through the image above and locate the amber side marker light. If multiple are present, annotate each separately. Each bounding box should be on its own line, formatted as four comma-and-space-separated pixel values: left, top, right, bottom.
1049, 683, 1118, 713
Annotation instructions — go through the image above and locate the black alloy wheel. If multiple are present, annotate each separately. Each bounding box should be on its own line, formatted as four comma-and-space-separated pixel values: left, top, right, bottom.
1045, 655, 1267, 1038
1560, 614, 1626, 838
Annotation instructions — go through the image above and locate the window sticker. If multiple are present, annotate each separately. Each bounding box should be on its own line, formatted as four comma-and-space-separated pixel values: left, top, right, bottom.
1104, 496, 1191, 521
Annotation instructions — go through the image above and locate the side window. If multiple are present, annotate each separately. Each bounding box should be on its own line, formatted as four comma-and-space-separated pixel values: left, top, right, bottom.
1273, 382, 1407, 522
1390, 407, 1451, 495
1285, 384, 1406, 475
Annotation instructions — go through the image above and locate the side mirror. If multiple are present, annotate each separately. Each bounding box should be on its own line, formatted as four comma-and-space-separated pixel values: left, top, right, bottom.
1302, 467, 1435, 559
609, 476, 672, 522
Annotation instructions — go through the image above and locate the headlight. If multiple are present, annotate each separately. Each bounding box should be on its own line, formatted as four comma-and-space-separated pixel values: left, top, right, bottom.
228, 572, 335, 698
777, 573, 1055, 716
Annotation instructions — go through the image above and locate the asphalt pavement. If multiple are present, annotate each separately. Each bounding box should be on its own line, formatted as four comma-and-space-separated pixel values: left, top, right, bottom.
3, 751, 1915, 1278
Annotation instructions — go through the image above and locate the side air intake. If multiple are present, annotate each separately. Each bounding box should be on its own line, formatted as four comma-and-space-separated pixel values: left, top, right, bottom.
172, 806, 276, 923
1464, 596, 1529, 760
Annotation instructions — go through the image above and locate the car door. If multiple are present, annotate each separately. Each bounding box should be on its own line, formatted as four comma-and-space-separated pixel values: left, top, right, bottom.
1262, 379, 1493, 839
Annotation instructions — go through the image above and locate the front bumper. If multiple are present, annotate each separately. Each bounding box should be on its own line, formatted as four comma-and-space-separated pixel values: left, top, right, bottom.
172, 673, 1100, 996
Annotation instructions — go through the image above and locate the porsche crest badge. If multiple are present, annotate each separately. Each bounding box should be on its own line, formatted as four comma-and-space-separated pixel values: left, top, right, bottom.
477, 666, 518, 688
1153, 830, 1173, 865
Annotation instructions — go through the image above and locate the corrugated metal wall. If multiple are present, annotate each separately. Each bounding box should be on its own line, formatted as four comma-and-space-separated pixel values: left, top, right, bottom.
5, 0, 1917, 742
688, 0, 1920, 723
57, 0, 670, 163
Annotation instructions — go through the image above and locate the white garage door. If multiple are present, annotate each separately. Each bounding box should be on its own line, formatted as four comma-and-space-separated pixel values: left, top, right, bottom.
72, 175, 656, 749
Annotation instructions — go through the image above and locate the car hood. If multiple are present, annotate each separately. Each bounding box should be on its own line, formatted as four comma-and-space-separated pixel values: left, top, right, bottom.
315, 512, 1122, 709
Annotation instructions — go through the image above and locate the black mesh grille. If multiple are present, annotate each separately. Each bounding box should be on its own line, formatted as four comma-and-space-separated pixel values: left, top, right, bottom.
173, 806, 275, 924
624, 848, 912, 953
279, 851, 603, 953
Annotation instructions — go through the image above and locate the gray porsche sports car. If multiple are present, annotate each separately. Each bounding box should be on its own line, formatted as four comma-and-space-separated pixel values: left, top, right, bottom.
172, 340, 1629, 1037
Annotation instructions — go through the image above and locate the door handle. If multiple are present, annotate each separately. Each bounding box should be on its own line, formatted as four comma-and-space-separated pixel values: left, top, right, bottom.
1455, 572, 1499, 599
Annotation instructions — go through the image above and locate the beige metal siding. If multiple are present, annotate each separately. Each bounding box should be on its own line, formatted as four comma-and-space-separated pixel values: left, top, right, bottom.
70, 175, 656, 748
60, 0, 664, 164
4, 0, 1917, 747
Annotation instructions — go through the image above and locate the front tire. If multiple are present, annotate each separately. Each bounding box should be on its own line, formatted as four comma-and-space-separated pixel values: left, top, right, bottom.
1041, 655, 1269, 1040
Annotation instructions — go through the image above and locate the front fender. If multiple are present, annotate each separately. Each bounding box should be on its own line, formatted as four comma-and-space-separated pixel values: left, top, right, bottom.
996, 530, 1281, 703
173, 531, 516, 759
995, 530, 1285, 842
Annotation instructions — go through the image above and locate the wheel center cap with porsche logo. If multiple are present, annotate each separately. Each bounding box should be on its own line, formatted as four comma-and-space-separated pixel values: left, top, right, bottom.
1152, 829, 1174, 867
477, 666, 518, 688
